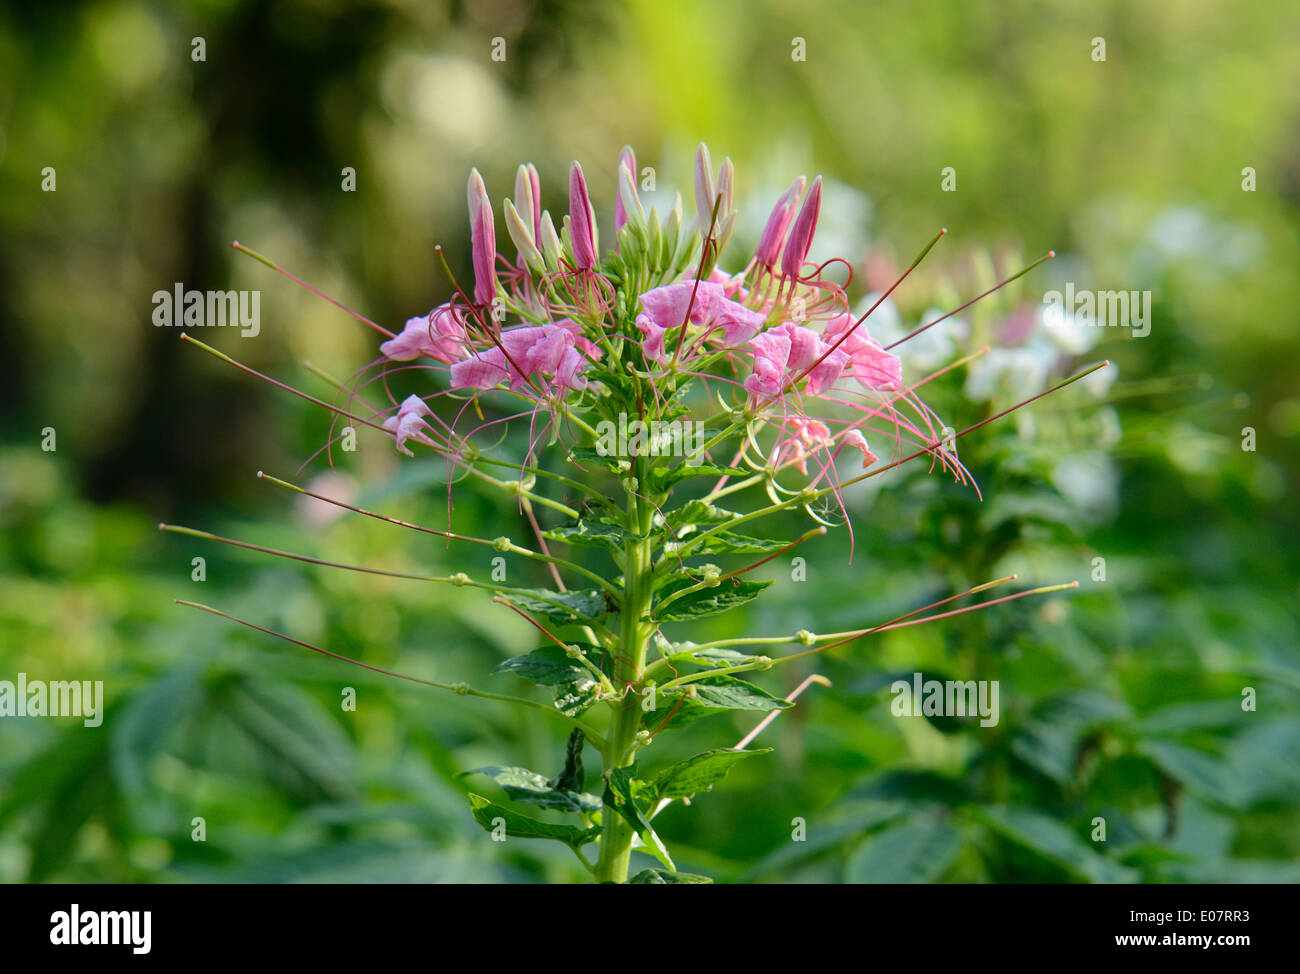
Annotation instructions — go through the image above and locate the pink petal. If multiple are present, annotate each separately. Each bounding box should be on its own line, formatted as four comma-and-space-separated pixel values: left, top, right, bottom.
450, 349, 509, 390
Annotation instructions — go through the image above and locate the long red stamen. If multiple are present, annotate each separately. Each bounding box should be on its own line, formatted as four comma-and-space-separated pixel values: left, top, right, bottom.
885, 250, 1055, 351
232, 241, 395, 338
786, 227, 947, 390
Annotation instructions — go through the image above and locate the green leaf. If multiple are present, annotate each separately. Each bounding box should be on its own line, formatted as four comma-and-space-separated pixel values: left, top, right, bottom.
467, 793, 599, 849
464, 766, 601, 813
1157, 859, 1300, 884
1138, 739, 1250, 808
111, 660, 204, 796
494, 645, 609, 718
647, 462, 747, 493
643, 675, 791, 731
0, 720, 119, 881
500, 588, 608, 624
650, 747, 771, 800
656, 576, 773, 622
665, 532, 787, 556
552, 728, 587, 793
552, 678, 601, 717
976, 805, 1135, 883
220, 679, 358, 803
1137, 699, 1247, 735
660, 500, 741, 527
628, 868, 713, 884
845, 814, 965, 884
543, 520, 626, 552
691, 677, 788, 711
494, 644, 605, 686
567, 446, 628, 474
740, 801, 907, 882
664, 644, 763, 669
603, 767, 675, 871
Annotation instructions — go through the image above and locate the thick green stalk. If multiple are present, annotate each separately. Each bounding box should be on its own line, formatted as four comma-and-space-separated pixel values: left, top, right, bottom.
594, 461, 655, 883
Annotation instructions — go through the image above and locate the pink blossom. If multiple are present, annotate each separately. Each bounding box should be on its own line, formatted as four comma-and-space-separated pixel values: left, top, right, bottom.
449, 350, 510, 391
708, 266, 749, 302
383, 394, 436, 456
744, 322, 847, 399
450, 323, 591, 394
823, 313, 903, 390
380, 305, 468, 363
635, 281, 765, 363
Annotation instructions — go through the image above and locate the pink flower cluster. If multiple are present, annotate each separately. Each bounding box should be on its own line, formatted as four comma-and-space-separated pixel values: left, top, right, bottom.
365, 143, 969, 494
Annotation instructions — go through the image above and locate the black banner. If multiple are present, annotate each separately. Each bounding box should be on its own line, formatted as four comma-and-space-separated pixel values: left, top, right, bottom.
0, 882, 1282, 960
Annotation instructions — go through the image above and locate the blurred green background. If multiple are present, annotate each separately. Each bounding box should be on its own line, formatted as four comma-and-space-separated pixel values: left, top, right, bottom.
1, 0, 1298, 883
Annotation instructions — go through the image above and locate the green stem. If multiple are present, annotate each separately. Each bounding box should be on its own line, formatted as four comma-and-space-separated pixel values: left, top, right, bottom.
593, 460, 655, 884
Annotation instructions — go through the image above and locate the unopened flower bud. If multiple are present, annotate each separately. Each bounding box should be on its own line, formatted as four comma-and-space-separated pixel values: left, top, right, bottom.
568, 161, 598, 269
781, 175, 822, 281
756, 176, 806, 269
716, 157, 734, 216
538, 210, 563, 269
514, 164, 538, 240
694, 143, 716, 231
504, 199, 544, 272
615, 145, 641, 234
467, 168, 498, 305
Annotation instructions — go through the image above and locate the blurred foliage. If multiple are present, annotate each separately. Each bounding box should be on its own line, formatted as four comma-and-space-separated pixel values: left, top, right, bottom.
1, 0, 1298, 883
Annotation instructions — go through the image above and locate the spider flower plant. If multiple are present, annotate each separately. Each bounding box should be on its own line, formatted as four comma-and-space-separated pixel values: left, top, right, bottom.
167, 144, 1106, 884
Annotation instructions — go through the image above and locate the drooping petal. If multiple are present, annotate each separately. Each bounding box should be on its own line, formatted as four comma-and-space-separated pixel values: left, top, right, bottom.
450, 348, 509, 390
842, 429, 878, 468
712, 297, 765, 346
636, 316, 669, 363
824, 313, 903, 390
383, 394, 436, 456
381, 305, 468, 363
